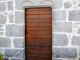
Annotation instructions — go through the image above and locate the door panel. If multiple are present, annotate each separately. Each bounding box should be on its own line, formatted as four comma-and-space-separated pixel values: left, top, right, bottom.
25, 7, 52, 60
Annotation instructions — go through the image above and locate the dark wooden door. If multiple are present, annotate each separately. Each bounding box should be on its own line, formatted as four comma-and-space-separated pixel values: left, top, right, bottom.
25, 7, 52, 60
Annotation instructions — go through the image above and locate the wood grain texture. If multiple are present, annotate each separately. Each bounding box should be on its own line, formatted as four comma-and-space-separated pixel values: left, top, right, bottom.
25, 7, 52, 60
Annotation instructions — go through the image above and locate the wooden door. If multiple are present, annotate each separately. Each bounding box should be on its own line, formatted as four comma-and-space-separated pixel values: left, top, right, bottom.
25, 7, 52, 60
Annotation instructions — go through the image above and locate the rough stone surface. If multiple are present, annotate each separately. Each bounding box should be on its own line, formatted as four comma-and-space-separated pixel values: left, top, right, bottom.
53, 59, 63, 60
77, 28, 80, 34
53, 10, 66, 21
0, 37, 11, 47
72, 36, 80, 46
53, 34, 68, 46
11, 58, 24, 60
0, 14, 6, 24
69, 10, 80, 21
15, 0, 63, 10
0, 2, 6, 12
78, 49, 80, 60
5, 49, 24, 58
52, 0, 63, 9
78, 3, 80, 7
78, 0, 80, 2
64, 2, 72, 9
53, 48, 77, 58
0, 0, 80, 60
0, 25, 3, 28
8, 1, 13, 10
15, 11, 24, 23
15, 0, 23, 10
9, 13, 14, 23
0, 49, 4, 55
6, 24, 24, 37
67, 58, 75, 60
13, 38, 24, 48
0, 29, 3, 31
53, 22, 72, 32
0, 32, 4, 35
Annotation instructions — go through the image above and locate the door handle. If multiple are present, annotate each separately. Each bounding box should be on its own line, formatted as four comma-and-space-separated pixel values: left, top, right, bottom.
26, 31, 28, 34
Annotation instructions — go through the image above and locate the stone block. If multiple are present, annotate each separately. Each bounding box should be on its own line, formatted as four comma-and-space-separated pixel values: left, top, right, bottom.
15, 0, 23, 10
9, 13, 14, 23
53, 48, 77, 58
15, 0, 63, 10
0, 49, 4, 55
64, 2, 72, 9
52, 59, 63, 60
69, 10, 80, 21
0, 37, 11, 47
78, 3, 80, 7
6, 24, 24, 37
53, 34, 68, 46
52, 0, 63, 9
53, 10, 66, 21
0, 29, 4, 31
0, 25, 3, 28
5, 49, 24, 58
15, 11, 24, 23
53, 22, 72, 33
8, 1, 13, 10
0, 32, 4, 35
13, 38, 24, 48
78, 49, 80, 60
72, 36, 80, 46
0, 14, 7, 24
0, 2, 6, 12
42, 1, 53, 6
66, 58, 74, 60
77, 28, 80, 34
11, 58, 24, 60
78, 0, 80, 2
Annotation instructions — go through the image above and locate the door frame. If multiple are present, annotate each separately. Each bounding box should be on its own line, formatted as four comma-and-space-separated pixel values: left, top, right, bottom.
25, 7, 53, 60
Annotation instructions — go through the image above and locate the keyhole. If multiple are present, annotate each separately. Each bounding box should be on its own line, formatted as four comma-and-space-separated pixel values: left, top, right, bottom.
26, 31, 28, 34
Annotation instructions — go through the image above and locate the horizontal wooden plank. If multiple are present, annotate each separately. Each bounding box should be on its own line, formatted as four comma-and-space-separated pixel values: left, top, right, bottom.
26, 49, 51, 54
26, 52, 52, 56
26, 40, 51, 43
26, 43, 52, 48
26, 33, 51, 35
26, 14, 52, 18
26, 10, 52, 14
26, 34, 51, 37
26, 38, 52, 43
26, 56, 52, 60
26, 26, 52, 30
26, 18, 52, 22
26, 12, 52, 15
26, 34, 52, 38
26, 22, 52, 26
26, 36, 51, 38
26, 43, 52, 47
25, 30, 52, 34
26, 38, 52, 40
26, 11, 52, 14
27, 41, 52, 48
26, 43, 52, 46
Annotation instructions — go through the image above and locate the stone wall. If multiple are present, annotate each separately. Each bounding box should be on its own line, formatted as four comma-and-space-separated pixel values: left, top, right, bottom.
0, 0, 80, 60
